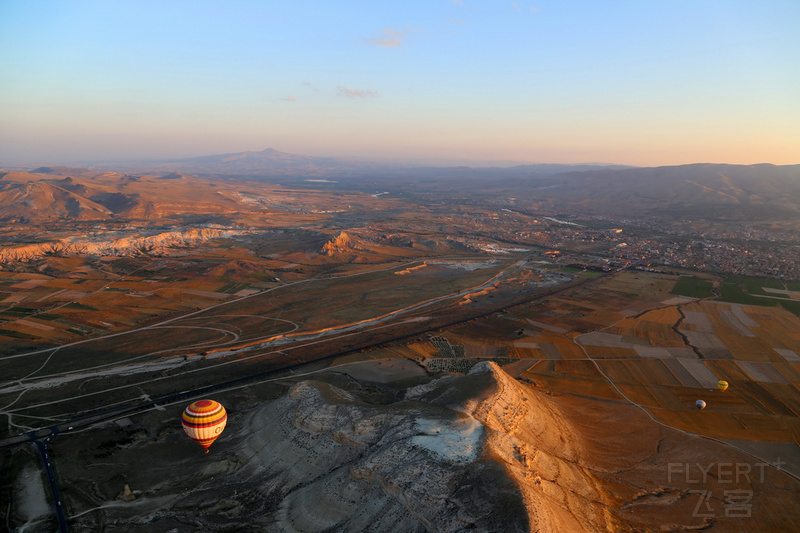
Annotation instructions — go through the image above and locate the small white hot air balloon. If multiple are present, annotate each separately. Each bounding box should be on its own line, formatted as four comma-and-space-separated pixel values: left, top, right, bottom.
695, 399, 707, 411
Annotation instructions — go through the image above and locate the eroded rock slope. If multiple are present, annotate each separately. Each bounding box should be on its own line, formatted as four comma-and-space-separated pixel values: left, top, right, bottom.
167, 362, 610, 532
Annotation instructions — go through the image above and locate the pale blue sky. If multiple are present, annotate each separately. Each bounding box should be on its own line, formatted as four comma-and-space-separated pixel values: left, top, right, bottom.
1, 0, 798, 166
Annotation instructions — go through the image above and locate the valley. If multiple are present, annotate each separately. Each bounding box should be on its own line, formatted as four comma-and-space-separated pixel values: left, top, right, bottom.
5, 1, 798, 530
1, 157, 800, 532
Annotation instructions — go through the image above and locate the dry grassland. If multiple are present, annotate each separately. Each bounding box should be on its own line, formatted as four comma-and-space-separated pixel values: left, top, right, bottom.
521, 360, 624, 402
508, 346, 547, 359
580, 346, 640, 359
681, 301, 800, 365
649, 409, 794, 441
0, 252, 519, 415
610, 308, 686, 347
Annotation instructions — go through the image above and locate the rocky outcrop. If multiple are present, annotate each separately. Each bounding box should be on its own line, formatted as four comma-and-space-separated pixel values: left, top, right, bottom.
220, 362, 609, 532
62, 363, 619, 532
321, 231, 359, 255
52, 357, 800, 532
0, 228, 243, 264
407, 362, 611, 533
321, 230, 440, 257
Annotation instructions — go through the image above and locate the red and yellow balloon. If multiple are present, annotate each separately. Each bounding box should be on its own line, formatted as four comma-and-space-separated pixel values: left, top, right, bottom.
181, 399, 227, 453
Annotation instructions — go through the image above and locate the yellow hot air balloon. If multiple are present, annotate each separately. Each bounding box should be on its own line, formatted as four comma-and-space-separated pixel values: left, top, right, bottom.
182, 399, 227, 453
717, 380, 728, 391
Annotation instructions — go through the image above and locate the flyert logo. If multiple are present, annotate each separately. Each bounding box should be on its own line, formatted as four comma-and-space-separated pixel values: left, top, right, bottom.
667, 459, 786, 518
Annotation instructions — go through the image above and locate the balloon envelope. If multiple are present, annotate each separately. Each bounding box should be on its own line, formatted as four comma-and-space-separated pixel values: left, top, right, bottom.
695, 400, 707, 411
717, 380, 728, 391
182, 400, 227, 451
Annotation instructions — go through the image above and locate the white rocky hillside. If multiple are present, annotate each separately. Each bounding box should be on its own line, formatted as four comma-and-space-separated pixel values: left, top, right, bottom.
0, 228, 243, 263
117, 362, 612, 532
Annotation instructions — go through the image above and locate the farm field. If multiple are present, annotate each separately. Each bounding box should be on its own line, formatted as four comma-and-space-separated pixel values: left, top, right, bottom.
8, 255, 797, 459
1, 250, 568, 437
717, 275, 800, 315
670, 275, 715, 298
406, 269, 800, 469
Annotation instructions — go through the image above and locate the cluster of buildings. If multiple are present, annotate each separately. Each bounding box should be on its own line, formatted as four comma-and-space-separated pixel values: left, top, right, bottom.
479, 211, 799, 280
603, 238, 799, 279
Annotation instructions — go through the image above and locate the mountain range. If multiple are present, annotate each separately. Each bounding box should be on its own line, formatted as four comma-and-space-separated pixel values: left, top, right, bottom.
2, 148, 799, 223
91, 148, 633, 179
501, 162, 800, 219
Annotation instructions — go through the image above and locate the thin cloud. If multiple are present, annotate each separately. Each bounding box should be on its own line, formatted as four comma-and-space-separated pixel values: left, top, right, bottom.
447, 19, 468, 24
512, 2, 539, 12
367, 27, 410, 48
337, 86, 378, 98
281, 96, 296, 102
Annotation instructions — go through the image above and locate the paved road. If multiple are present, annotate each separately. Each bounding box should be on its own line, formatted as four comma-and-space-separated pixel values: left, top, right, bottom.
34, 438, 68, 532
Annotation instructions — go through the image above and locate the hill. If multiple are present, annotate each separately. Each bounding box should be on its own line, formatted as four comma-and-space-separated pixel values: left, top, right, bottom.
92, 148, 631, 180
97, 148, 377, 178
521, 163, 800, 219
0, 169, 246, 222
4, 152, 800, 227
46, 361, 800, 531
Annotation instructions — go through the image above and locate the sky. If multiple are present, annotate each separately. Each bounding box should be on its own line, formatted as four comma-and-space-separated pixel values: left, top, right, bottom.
1, 0, 798, 166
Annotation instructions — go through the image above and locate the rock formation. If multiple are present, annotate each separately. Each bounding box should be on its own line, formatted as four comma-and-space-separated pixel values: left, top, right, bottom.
198, 362, 609, 532
56, 360, 800, 532
117, 483, 136, 502
321, 231, 358, 255
0, 228, 243, 264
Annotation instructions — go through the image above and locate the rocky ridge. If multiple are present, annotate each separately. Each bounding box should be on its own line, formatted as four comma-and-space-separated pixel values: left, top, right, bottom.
59, 358, 800, 532
166, 362, 610, 532
0, 228, 243, 264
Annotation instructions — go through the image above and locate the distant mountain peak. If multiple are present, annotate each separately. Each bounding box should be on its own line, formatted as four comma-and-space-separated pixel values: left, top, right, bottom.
222, 148, 286, 160
156, 172, 189, 180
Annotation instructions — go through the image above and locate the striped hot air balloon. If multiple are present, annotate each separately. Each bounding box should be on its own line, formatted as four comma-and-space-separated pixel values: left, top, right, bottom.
181, 399, 227, 453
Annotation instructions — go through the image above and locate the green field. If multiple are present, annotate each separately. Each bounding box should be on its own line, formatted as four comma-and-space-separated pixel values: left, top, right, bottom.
719, 282, 800, 315
785, 280, 800, 291
63, 302, 98, 311
724, 275, 787, 296
670, 276, 714, 298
